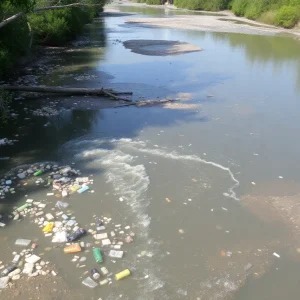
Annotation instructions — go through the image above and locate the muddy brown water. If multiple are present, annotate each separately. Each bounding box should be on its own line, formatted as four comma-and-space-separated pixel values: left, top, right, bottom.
1, 2, 300, 300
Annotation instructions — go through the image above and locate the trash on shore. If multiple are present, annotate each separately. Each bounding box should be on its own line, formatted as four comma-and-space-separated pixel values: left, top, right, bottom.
0, 163, 135, 288
0, 162, 135, 291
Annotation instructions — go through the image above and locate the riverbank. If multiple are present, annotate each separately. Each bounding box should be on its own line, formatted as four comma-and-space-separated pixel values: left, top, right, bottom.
132, 0, 300, 29
116, 2, 300, 37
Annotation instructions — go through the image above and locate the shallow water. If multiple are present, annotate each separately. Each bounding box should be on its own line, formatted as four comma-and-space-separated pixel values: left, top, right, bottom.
2, 3, 300, 299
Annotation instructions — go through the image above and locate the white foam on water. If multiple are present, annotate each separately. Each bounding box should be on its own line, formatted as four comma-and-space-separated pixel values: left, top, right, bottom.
116, 138, 240, 201
77, 148, 150, 234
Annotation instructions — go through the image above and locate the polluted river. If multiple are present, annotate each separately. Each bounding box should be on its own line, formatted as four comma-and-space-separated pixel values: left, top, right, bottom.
1, 2, 300, 299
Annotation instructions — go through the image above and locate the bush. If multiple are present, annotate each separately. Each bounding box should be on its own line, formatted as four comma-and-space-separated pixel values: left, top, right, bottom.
146, 0, 161, 5
173, 0, 229, 10
275, 5, 300, 28
244, 0, 266, 19
231, 0, 248, 16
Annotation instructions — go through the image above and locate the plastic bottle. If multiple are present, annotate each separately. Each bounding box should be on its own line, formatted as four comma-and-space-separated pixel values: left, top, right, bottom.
67, 228, 86, 242
34, 170, 43, 176
77, 185, 89, 194
91, 268, 100, 280
17, 203, 30, 212
1, 265, 16, 277
115, 269, 130, 280
93, 248, 103, 263
64, 243, 82, 254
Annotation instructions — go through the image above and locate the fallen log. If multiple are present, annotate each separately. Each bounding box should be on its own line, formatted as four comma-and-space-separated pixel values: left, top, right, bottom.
114, 99, 178, 108
0, 85, 133, 102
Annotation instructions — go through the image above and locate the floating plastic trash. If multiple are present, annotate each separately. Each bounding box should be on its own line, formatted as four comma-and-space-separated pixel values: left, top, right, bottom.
77, 186, 89, 194
115, 269, 130, 280
93, 248, 103, 263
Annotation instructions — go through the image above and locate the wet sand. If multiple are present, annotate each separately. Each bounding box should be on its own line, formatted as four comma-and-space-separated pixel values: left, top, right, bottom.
123, 39, 202, 56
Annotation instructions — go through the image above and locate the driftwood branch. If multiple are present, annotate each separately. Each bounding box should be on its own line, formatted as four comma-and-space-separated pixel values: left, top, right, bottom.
0, 3, 95, 30
114, 99, 179, 108
0, 85, 133, 102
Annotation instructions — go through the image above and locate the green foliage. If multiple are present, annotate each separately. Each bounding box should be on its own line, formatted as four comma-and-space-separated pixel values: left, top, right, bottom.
174, 0, 229, 11
0, 0, 107, 77
275, 5, 300, 27
146, 0, 161, 4
0, 2, 30, 78
231, 0, 249, 16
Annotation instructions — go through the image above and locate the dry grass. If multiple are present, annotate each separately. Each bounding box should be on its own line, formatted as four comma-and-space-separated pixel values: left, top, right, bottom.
258, 11, 277, 25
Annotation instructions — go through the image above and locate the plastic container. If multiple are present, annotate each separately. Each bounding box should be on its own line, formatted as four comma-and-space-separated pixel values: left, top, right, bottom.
93, 248, 103, 263
67, 228, 86, 242
64, 243, 82, 254
82, 277, 97, 288
55, 201, 69, 209
91, 268, 100, 280
77, 186, 89, 194
70, 185, 80, 193
101, 267, 108, 275
15, 238, 31, 246
100, 279, 108, 286
115, 269, 130, 280
62, 190, 68, 197
42, 222, 54, 233
34, 170, 43, 176
17, 203, 30, 212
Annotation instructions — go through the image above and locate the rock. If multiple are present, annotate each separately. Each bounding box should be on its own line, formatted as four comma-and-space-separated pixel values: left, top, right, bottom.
36, 266, 42, 270
0, 276, 9, 288
17, 173, 26, 179
51, 270, 57, 276
12, 275, 21, 280
29, 272, 38, 277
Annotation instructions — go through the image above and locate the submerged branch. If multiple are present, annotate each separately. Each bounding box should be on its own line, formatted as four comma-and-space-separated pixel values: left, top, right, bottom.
0, 85, 133, 102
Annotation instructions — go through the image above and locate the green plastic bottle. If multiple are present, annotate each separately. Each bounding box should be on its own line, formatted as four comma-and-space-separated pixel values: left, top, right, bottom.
17, 203, 30, 212
93, 248, 103, 263
34, 170, 43, 176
